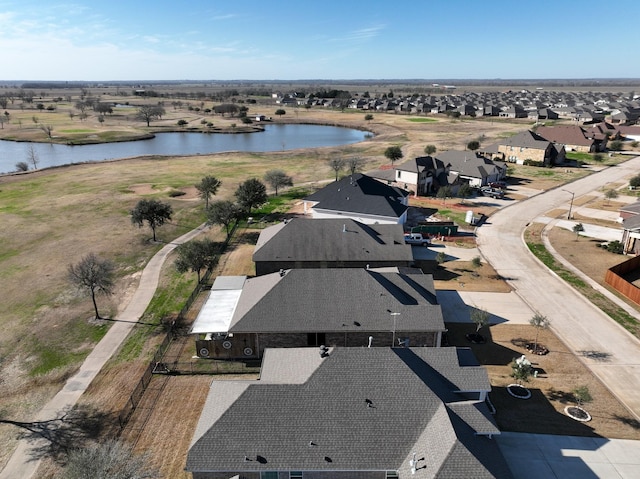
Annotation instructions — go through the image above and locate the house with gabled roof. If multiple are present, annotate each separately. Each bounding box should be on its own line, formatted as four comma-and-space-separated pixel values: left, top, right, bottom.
303, 173, 409, 224
394, 155, 448, 196
483, 130, 564, 166
436, 150, 507, 188
191, 268, 446, 359
252, 218, 414, 276
186, 346, 513, 479
536, 125, 598, 153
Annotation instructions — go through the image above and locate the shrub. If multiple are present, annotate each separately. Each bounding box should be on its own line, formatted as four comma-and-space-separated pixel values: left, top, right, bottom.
630, 174, 640, 188
609, 140, 624, 151
606, 240, 624, 254
168, 189, 186, 197
177, 119, 188, 126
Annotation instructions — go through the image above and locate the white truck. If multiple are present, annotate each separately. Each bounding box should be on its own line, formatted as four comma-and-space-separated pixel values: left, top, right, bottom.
404, 232, 431, 246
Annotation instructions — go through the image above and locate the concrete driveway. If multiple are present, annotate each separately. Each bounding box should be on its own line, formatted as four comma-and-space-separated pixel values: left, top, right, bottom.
497, 432, 640, 479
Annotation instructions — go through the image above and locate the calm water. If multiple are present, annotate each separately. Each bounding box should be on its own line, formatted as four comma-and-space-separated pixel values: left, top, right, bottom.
0, 124, 369, 173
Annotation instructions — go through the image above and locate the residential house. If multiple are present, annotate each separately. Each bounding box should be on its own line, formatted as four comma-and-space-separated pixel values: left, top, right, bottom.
618, 125, 640, 142
619, 203, 640, 254
536, 125, 598, 153
436, 150, 507, 188
186, 346, 513, 479
483, 130, 565, 166
394, 155, 448, 196
303, 173, 410, 224
191, 268, 447, 359
252, 218, 414, 276
499, 105, 527, 118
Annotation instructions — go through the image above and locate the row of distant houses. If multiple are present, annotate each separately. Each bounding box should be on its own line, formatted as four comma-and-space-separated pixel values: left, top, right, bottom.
186, 175, 514, 477
274, 89, 640, 125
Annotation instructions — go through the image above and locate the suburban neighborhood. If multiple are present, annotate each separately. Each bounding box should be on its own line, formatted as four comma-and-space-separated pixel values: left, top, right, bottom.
2, 79, 640, 479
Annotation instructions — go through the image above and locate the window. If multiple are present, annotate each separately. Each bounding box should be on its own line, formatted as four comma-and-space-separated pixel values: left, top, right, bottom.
397, 170, 402, 178
386, 472, 399, 479
261, 473, 278, 479
290, 472, 303, 479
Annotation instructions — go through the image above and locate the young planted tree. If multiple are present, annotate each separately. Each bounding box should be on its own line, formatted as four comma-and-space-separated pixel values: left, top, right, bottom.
458, 183, 472, 204
384, 145, 403, 165
572, 223, 584, 240
130, 198, 173, 241
328, 157, 345, 181
604, 188, 619, 205
68, 253, 115, 319
435, 251, 448, 267
510, 355, 533, 385
572, 385, 593, 409
207, 200, 240, 239
264, 169, 293, 196
436, 185, 452, 204
468, 306, 490, 343
195, 175, 222, 209
630, 174, 640, 189
529, 312, 549, 354
174, 238, 220, 283
471, 255, 482, 269
235, 178, 267, 214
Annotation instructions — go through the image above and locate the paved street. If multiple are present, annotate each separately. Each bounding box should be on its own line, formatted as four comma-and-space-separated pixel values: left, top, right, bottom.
476, 156, 640, 421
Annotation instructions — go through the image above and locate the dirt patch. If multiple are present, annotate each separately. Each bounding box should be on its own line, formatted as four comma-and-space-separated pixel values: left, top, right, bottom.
446, 322, 640, 439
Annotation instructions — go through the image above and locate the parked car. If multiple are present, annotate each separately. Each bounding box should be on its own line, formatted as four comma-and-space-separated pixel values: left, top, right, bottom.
489, 181, 507, 189
479, 186, 505, 199
404, 232, 431, 246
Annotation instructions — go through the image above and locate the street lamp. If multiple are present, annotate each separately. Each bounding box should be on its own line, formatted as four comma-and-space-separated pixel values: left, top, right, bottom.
562, 189, 575, 220
390, 312, 401, 347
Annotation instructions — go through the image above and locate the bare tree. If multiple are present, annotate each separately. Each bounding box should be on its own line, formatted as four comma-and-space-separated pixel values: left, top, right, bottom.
136, 105, 166, 127
328, 158, 345, 181
40, 124, 53, 139
68, 253, 115, 319
64, 439, 158, 479
347, 157, 366, 175
26, 144, 39, 170
15, 161, 29, 172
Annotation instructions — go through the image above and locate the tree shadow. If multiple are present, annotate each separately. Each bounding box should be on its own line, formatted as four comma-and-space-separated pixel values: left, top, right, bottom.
238, 231, 260, 244
445, 323, 522, 366
1, 404, 111, 463
577, 350, 612, 362
612, 414, 640, 430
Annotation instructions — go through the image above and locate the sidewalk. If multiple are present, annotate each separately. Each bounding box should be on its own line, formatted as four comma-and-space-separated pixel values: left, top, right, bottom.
0, 224, 208, 479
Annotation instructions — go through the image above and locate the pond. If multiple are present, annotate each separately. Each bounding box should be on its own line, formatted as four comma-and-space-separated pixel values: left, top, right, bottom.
0, 124, 370, 173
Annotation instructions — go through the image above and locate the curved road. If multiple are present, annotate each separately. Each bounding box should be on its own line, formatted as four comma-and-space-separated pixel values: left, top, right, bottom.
477, 156, 640, 420
0, 224, 207, 479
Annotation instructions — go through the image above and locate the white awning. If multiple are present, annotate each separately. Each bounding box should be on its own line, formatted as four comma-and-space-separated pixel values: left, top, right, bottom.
191, 276, 246, 334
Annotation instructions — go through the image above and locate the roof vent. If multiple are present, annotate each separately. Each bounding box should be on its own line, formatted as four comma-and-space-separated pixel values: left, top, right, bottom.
279, 269, 285, 277
319, 345, 330, 358
365, 398, 374, 408
342, 224, 346, 233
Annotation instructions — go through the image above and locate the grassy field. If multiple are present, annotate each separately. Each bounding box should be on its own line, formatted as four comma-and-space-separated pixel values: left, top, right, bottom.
0, 89, 620, 474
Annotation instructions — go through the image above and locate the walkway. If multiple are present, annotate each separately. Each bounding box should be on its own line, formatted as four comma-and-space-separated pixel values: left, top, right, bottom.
0, 224, 207, 479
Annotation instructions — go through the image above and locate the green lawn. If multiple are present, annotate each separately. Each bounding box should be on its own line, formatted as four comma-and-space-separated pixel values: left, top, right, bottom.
406, 118, 437, 123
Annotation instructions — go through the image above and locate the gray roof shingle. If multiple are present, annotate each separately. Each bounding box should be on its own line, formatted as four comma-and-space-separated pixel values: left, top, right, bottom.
229, 268, 445, 334
305, 173, 409, 219
253, 218, 413, 264
186, 347, 511, 478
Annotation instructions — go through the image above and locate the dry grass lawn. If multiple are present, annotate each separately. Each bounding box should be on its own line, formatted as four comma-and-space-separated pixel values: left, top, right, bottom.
1, 92, 631, 476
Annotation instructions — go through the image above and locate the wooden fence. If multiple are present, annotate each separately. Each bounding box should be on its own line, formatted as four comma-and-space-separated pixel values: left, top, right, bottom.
604, 255, 640, 305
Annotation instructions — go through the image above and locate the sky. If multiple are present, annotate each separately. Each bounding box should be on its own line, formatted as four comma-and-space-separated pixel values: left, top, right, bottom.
1, 0, 639, 81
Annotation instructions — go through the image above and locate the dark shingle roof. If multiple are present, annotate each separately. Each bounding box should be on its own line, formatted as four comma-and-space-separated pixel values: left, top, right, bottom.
305, 173, 409, 219
253, 218, 413, 263
436, 151, 503, 180
396, 155, 447, 173
186, 347, 511, 478
230, 268, 445, 333
536, 125, 594, 148
493, 130, 551, 150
